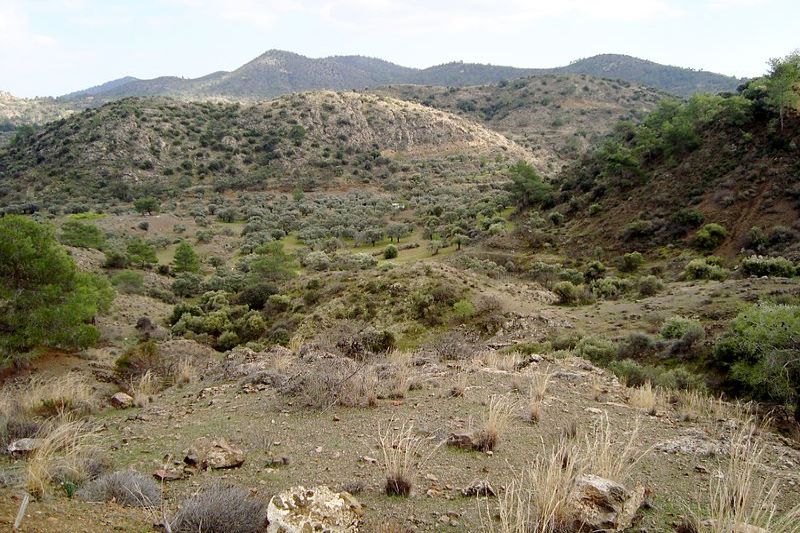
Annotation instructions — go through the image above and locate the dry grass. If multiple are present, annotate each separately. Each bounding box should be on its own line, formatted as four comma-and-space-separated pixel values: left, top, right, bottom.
509, 374, 527, 394
129, 370, 159, 407
526, 400, 542, 424
529, 371, 551, 402
169, 482, 268, 533
0, 373, 96, 419
482, 351, 521, 372
172, 357, 196, 387
448, 373, 468, 398
377, 422, 429, 497
629, 382, 658, 415
77, 470, 161, 507
583, 414, 645, 483
25, 419, 96, 499
475, 395, 515, 452
686, 419, 800, 532
676, 389, 714, 422
488, 439, 581, 533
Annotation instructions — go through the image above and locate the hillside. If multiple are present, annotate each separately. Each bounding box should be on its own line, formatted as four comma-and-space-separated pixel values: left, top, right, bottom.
547, 91, 800, 261
558, 55, 745, 97
0, 91, 531, 208
44, 50, 739, 106
374, 74, 665, 171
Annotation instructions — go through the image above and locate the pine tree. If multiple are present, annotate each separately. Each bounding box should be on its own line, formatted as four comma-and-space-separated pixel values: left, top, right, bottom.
172, 241, 200, 273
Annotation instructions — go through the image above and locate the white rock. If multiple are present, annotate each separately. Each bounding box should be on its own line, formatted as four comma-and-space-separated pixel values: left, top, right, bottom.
267, 485, 362, 532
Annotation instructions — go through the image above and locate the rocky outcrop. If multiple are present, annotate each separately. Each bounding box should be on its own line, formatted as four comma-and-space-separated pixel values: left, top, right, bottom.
570, 474, 646, 532
184, 437, 245, 470
267, 485, 362, 532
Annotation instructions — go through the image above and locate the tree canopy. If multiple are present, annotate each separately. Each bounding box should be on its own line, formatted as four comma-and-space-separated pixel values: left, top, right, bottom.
172, 241, 200, 273
0, 216, 114, 364
506, 161, 552, 210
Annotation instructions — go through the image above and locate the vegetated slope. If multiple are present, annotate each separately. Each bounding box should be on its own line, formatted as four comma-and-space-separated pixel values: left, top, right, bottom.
558, 54, 744, 97
374, 74, 665, 171
0, 91, 531, 208
549, 93, 800, 260
51, 50, 739, 105
0, 91, 80, 142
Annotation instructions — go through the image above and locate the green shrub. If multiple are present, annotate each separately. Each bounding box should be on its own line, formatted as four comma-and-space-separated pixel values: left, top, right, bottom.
553, 281, 578, 305
548, 211, 565, 225
619, 252, 644, 273
692, 223, 727, 250
575, 337, 617, 365
110, 270, 144, 294
588, 203, 602, 216
172, 273, 204, 298
616, 332, 656, 360
215, 331, 240, 351
383, 245, 398, 259
638, 275, 664, 296
172, 241, 200, 273
590, 277, 634, 300
609, 359, 651, 387
59, 220, 105, 249
661, 316, 704, 341
739, 255, 796, 278
714, 304, 800, 416
452, 299, 476, 322
115, 341, 161, 380
683, 258, 728, 280
584, 260, 607, 282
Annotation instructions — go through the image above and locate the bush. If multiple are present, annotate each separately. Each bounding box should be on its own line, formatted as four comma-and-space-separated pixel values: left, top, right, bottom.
740, 255, 796, 278
638, 275, 664, 296
59, 220, 105, 249
575, 337, 617, 365
452, 299, 476, 322
692, 223, 727, 250
553, 281, 578, 305
110, 270, 144, 294
683, 258, 728, 281
169, 483, 268, 533
115, 341, 161, 380
77, 471, 161, 507
619, 252, 644, 273
383, 244, 398, 259
714, 303, 800, 416
236, 283, 277, 310
590, 277, 634, 300
617, 332, 656, 360
584, 260, 606, 282
661, 316, 704, 341
609, 359, 651, 387
172, 272, 204, 297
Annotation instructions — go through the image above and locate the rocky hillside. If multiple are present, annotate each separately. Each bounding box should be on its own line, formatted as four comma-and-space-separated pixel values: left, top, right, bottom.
0, 91, 531, 207
374, 74, 665, 171
548, 92, 800, 260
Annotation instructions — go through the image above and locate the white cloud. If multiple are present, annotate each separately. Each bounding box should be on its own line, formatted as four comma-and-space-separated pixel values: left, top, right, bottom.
707, 0, 769, 9
0, 1, 57, 48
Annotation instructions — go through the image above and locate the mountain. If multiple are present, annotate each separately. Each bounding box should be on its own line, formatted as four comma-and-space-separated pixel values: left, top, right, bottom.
0, 91, 530, 207
52, 50, 742, 104
374, 74, 665, 171
557, 54, 745, 97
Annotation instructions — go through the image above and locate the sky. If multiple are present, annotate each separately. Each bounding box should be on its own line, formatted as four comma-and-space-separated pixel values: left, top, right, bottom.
1, 0, 798, 97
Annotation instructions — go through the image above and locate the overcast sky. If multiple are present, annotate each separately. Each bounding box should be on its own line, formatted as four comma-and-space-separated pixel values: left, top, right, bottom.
1, 0, 798, 97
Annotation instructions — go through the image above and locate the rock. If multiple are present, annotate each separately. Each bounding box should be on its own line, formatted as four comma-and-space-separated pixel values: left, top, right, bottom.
461, 480, 496, 497
446, 431, 479, 450
153, 467, 184, 481
7, 438, 41, 456
110, 392, 134, 409
184, 437, 245, 470
656, 430, 724, 457
570, 474, 646, 532
267, 485, 362, 532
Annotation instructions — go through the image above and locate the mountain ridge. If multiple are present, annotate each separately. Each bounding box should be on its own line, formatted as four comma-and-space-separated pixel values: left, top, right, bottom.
51, 50, 743, 102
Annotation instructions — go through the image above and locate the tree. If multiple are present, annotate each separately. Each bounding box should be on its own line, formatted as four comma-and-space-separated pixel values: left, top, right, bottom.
452, 234, 469, 251
126, 238, 158, 267
172, 241, 200, 273
506, 161, 552, 210
248, 242, 296, 283
133, 197, 159, 215
428, 239, 445, 256
383, 245, 398, 259
714, 303, 800, 420
0, 216, 114, 363
59, 220, 105, 249
763, 51, 800, 131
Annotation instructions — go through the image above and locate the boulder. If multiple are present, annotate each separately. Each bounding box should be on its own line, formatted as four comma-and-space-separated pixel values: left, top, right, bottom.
570, 474, 645, 532
7, 438, 41, 456
656, 430, 724, 457
267, 485, 362, 532
446, 431, 480, 450
184, 437, 245, 470
110, 392, 134, 409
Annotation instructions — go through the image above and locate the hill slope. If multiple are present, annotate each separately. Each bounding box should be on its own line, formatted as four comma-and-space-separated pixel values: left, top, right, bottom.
0, 91, 531, 207
51, 50, 741, 104
374, 74, 665, 171
549, 94, 800, 260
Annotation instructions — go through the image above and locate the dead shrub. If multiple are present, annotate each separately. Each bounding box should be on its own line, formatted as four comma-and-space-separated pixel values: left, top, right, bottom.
169, 483, 268, 533
475, 396, 514, 452
77, 470, 161, 507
